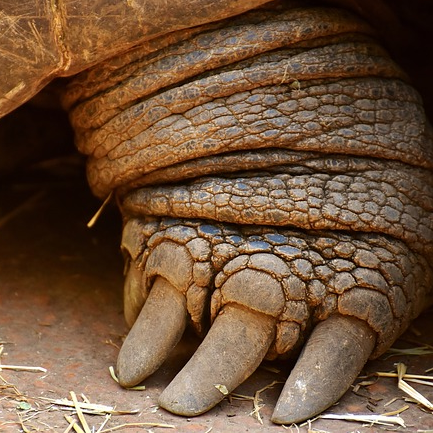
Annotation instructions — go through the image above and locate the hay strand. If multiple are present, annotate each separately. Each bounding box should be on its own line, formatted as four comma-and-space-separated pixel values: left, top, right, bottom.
0, 364, 47, 373
70, 391, 91, 433
99, 422, 175, 432
319, 413, 405, 427
87, 192, 113, 228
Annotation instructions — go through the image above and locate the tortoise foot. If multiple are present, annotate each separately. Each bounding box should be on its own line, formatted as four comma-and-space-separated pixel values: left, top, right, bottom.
116, 217, 431, 422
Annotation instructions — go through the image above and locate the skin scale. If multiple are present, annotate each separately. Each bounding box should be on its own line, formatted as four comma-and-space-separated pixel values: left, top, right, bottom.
1, 0, 433, 425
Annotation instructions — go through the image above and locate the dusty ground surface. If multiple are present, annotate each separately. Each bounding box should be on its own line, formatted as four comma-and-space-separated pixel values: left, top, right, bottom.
1, 169, 433, 433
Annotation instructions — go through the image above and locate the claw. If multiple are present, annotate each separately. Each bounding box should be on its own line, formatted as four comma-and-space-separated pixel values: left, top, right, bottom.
158, 304, 275, 416
271, 314, 376, 424
117, 276, 187, 387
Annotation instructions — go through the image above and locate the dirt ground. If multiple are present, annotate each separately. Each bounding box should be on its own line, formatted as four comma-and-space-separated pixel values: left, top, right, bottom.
1, 169, 433, 433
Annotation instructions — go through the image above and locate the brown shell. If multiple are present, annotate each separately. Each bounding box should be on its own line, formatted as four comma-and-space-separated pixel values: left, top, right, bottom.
0, 0, 270, 118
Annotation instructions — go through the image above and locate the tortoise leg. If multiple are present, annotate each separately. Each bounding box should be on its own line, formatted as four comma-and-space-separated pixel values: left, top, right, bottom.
63, 2, 433, 423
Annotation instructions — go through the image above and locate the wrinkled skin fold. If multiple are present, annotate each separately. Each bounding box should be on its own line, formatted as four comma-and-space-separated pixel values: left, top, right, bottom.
64, 2, 433, 424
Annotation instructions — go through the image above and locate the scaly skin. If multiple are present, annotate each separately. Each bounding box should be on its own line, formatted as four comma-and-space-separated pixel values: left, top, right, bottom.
64, 3, 433, 424
119, 217, 432, 358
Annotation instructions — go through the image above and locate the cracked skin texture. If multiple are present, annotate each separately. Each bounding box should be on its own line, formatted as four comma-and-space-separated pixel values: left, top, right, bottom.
1, 0, 433, 425
60, 2, 433, 423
